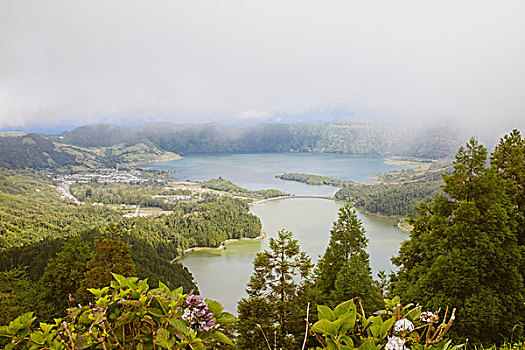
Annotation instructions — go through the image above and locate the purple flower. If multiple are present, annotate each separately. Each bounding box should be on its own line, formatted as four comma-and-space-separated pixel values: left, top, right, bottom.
178, 294, 216, 332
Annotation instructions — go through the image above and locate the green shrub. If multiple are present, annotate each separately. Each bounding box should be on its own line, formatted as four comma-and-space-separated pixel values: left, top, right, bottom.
0, 274, 235, 349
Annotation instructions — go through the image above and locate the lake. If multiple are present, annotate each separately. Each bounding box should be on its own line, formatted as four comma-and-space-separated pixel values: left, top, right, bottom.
149, 153, 409, 313
149, 153, 408, 196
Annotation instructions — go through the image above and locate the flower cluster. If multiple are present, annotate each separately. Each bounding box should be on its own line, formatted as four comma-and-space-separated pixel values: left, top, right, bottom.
419, 311, 439, 324
180, 294, 216, 332
394, 318, 414, 334
385, 336, 407, 350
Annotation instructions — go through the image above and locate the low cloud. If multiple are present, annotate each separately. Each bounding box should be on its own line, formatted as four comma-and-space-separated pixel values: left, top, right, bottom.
0, 0, 524, 135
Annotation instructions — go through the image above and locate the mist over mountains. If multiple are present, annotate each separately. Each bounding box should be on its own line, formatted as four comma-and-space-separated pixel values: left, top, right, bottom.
0, 120, 482, 170
57, 120, 466, 157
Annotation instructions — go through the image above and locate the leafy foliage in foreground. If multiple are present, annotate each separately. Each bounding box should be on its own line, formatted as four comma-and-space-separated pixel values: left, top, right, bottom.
309, 296, 461, 350
0, 274, 236, 349
2, 274, 464, 350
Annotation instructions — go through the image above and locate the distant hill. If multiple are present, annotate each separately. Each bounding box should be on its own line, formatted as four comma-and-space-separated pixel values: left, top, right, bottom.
0, 120, 469, 170
0, 132, 178, 170
0, 133, 78, 169
57, 120, 467, 158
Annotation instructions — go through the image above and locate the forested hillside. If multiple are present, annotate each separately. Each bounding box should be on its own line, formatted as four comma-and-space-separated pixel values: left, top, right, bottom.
0, 168, 263, 326
58, 120, 467, 158
0, 132, 178, 170
278, 159, 451, 216
0, 120, 469, 171
0, 133, 78, 169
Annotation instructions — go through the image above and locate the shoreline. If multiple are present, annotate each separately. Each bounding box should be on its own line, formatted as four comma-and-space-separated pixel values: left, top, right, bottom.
173, 195, 410, 263
171, 231, 267, 263
251, 194, 334, 205
253, 195, 409, 233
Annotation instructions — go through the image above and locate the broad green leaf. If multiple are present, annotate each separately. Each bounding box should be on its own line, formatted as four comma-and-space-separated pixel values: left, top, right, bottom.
158, 281, 170, 291
0, 325, 13, 337
111, 272, 129, 287
369, 324, 381, 338
171, 287, 183, 301
39, 322, 54, 334
216, 312, 237, 324
406, 330, 420, 343
318, 305, 335, 321
340, 335, 354, 348
167, 318, 188, 333
114, 311, 136, 328
334, 313, 356, 333
154, 328, 174, 349
325, 339, 338, 350
407, 306, 422, 322
379, 317, 395, 339
10, 312, 35, 331
189, 338, 206, 350
209, 331, 235, 346
359, 339, 377, 350
30, 331, 47, 345
368, 316, 383, 338
206, 299, 224, 316
311, 319, 338, 337
334, 300, 355, 318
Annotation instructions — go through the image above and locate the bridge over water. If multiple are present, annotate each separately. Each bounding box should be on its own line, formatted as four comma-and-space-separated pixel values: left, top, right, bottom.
252, 195, 333, 204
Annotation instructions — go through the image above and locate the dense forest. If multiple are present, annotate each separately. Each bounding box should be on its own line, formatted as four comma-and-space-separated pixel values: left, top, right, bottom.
0, 168, 263, 329
0, 133, 78, 169
201, 178, 289, 199
278, 159, 451, 217
0, 133, 178, 170
57, 121, 466, 158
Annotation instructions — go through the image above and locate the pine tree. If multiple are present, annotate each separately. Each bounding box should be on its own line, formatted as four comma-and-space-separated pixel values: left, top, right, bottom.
490, 129, 525, 273
237, 230, 313, 350
0, 267, 34, 324
314, 204, 381, 311
76, 224, 135, 304
393, 136, 523, 345
37, 236, 91, 318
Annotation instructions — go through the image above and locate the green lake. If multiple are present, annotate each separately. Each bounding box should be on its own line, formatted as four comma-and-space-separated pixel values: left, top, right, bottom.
151, 153, 410, 313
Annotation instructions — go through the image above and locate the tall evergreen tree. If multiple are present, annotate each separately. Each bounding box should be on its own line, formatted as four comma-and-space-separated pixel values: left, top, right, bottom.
37, 236, 91, 319
237, 230, 313, 350
314, 204, 381, 311
76, 224, 135, 304
490, 129, 525, 276
392, 136, 523, 345
0, 267, 34, 324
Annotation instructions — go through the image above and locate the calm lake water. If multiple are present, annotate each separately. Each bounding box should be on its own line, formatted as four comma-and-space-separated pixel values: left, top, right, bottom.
150, 153, 409, 313
149, 153, 408, 196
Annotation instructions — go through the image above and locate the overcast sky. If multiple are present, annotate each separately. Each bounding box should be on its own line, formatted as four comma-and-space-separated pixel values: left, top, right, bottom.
1, 0, 524, 133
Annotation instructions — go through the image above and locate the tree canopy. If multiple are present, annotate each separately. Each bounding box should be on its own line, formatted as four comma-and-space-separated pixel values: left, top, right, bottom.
314, 204, 381, 312
392, 135, 524, 344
